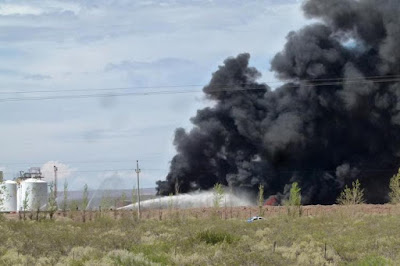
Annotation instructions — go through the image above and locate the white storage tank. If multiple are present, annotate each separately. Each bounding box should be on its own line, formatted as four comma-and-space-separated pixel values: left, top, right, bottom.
0, 180, 17, 212
17, 178, 48, 212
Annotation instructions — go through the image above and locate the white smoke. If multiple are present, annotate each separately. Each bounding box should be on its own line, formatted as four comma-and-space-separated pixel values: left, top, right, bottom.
118, 190, 254, 210
41, 161, 75, 183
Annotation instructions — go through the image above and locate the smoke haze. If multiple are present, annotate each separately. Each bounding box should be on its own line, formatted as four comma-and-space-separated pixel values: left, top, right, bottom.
157, 0, 400, 204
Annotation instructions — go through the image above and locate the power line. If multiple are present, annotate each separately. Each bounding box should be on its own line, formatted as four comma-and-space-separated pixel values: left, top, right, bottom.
0, 84, 208, 95
293, 74, 400, 82
141, 168, 400, 173
1, 168, 135, 175
4, 168, 400, 174
0, 89, 200, 102
66, 168, 134, 173
0, 158, 162, 166
2, 167, 400, 177
0, 76, 399, 103
0, 74, 399, 95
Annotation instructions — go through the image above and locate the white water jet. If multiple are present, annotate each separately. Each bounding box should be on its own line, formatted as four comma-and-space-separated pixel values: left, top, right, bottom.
86, 176, 125, 210
118, 191, 254, 210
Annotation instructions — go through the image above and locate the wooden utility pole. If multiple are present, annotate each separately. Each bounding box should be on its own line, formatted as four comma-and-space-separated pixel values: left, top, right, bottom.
135, 160, 141, 219
54, 165, 58, 198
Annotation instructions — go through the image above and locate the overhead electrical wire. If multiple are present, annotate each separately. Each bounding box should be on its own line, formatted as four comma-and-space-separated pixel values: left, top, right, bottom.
0, 168, 136, 175
3, 167, 399, 175
141, 168, 400, 173
0, 73, 399, 95
0, 74, 399, 103
0, 158, 163, 166
3, 167, 400, 174
0, 75, 399, 175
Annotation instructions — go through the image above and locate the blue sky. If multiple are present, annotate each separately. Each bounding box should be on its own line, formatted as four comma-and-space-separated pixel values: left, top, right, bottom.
0, 0, 308, 191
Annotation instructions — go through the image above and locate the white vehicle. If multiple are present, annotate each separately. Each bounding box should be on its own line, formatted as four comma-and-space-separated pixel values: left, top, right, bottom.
247, 216, 264, 222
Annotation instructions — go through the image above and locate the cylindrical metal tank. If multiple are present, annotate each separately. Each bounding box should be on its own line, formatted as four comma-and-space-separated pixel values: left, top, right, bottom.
17, 178, 48, 212
0, 180, 17, 212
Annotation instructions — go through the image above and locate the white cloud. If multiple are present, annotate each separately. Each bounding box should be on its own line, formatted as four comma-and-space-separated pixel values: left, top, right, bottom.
0, 4, 43, 16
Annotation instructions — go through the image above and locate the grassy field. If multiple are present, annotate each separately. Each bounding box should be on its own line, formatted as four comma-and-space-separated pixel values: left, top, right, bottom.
0, 206, 399, 265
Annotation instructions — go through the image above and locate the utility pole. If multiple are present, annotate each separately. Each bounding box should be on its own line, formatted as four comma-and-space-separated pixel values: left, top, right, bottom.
53, 165, 58, 198
135, 160, 141, 219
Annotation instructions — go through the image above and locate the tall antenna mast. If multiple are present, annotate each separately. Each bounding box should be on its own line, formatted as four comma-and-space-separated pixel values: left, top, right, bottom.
135, 160, 141, 219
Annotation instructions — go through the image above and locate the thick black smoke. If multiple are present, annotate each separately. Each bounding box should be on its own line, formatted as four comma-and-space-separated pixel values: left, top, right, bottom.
156, 0, 400, 204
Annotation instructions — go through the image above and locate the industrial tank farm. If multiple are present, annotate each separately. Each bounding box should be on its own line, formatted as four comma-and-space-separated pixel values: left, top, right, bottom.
0, 168, 48, 212
0, 180, 17, 212
17, 178, 48, 212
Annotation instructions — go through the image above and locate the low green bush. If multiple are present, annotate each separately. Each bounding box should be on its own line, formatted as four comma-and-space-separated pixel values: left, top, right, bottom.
348, 255, 391, 266
196, 229, 236, 245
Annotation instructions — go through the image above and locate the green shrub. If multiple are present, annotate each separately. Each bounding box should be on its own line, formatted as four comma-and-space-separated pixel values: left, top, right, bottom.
130, 243, 171, 265
0, 183, 5, 211
258, 184, 264, 216
285, 182, 302, 217
81, 184, 89, 210
196, 230, 236, 245
337, 179, 365, 205
348, 255, 391, 266
213, 183, 224, 208
389, 168, 400, 204
47, 182, 57, 219
62, 180, 69, 214
101, 250, 157, 266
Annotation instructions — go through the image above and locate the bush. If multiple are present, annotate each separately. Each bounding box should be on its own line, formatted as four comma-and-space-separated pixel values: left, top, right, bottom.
47, 183, 57, 219
0, 183, 5, 211
349, 255, 391, 266
196, 230, 236, 245
100, 250, 156, 266
258, 184, 264, 216
285, 182, 302, 216
213, 183, 224, 208
389, 168, 400, 204
337, 179, 365, 205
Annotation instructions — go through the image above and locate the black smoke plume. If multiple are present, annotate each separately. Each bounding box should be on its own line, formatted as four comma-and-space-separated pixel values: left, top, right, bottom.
156, 0, 400, 204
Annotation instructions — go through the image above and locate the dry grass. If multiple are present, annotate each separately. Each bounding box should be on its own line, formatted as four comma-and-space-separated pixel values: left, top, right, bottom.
0, 205, 399, 265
